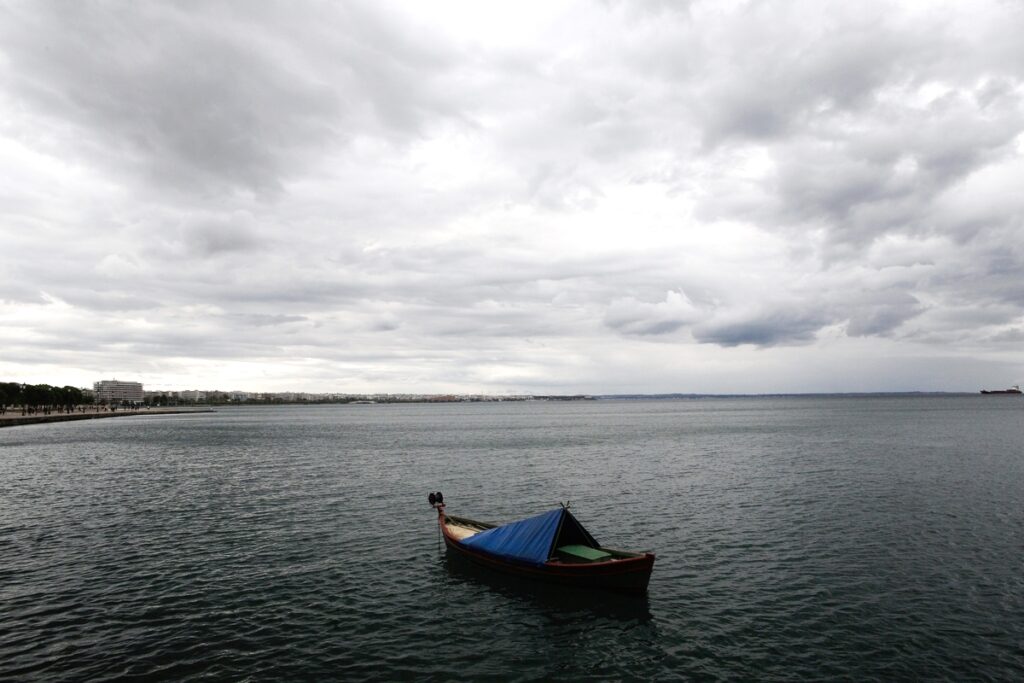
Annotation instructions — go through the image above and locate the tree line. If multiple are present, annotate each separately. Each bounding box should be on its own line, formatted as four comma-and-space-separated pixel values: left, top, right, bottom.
0, 382, 92, 416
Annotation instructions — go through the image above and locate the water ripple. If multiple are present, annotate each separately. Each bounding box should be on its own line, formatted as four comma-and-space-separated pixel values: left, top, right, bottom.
1, 398, 1023, 680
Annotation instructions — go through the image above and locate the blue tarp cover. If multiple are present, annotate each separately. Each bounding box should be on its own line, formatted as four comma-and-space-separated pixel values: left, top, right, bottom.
461, 508, 564, 566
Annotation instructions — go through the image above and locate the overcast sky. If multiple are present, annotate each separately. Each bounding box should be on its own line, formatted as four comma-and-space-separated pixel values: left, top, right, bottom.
1, 1, 1022, 394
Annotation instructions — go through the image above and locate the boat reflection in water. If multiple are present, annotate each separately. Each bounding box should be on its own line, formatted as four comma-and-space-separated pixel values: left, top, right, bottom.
440, 551, 653, 624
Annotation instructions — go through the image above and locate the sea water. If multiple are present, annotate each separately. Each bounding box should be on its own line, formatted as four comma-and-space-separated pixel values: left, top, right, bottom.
2, 397, 1022, 680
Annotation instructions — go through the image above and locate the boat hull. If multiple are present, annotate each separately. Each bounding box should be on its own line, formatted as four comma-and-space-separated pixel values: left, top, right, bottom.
439, 510, 655, 594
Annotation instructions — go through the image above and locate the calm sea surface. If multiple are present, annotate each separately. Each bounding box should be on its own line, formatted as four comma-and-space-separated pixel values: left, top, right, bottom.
2, 397, 1023, 680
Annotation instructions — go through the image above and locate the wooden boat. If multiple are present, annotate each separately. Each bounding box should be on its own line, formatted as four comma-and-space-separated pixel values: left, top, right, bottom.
429, 492, 655, 594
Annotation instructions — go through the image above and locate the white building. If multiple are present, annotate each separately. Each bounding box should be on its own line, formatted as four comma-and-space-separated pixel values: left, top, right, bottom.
93, 379, 144, 404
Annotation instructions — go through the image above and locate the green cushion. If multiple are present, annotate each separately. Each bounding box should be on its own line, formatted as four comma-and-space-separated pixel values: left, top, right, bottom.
557, 544, 611, 561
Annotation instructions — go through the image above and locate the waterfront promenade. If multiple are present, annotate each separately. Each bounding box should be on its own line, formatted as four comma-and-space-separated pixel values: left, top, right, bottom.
0, 407, 214, 429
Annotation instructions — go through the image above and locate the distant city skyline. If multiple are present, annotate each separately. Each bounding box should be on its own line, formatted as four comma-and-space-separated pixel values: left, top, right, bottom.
1, 1, 1022, 394
41, 379, 1010, 399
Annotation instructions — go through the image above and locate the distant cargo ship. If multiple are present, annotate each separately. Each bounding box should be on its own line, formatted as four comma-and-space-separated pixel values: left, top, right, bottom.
980, 385, 1022, 394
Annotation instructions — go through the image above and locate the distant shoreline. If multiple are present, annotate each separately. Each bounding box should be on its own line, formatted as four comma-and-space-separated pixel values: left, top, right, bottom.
0, 394, 1000, 429
0, 408, 215, 429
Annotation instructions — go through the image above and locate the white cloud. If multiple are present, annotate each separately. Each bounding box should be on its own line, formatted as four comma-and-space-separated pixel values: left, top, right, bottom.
0, 0, 1022, 392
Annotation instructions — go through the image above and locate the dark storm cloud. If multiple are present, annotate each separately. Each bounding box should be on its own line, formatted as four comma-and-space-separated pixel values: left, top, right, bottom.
989, 328, 1024, 343
1, 0, 1022, 392
692, 9, 1024, 253
693, 307, 833, 348
183, 221, 262, 257
696, 15, 918, 147
0, 5, 325, 193
762, 92, 1024, 250
229, 313, 307, 328
0, 1, 458, 196
845, 291, 924, 337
